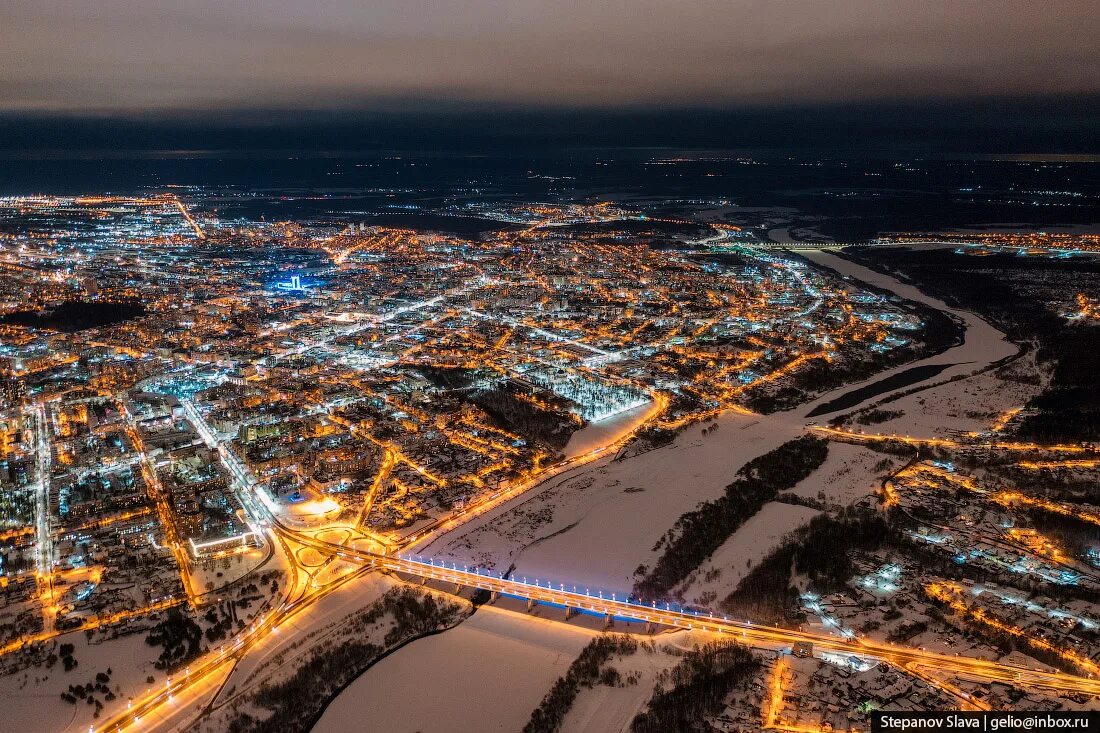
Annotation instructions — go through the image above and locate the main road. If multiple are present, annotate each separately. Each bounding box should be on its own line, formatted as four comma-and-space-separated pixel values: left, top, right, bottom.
289, 532, 1100, 697
96, 509, 1099, 733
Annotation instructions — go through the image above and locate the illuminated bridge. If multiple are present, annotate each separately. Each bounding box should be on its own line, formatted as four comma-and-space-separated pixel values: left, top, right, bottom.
283, 525, 1100, 697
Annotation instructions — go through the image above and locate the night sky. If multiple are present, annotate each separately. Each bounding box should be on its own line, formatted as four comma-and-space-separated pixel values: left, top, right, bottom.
2, 1, 1099, 155
3, 0, 1098, 112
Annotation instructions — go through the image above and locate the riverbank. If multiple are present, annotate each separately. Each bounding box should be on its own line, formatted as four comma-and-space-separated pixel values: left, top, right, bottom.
793, 249, 1017, 419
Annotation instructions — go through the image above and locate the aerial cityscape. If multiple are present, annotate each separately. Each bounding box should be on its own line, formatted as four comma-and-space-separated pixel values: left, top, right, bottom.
2, 1, 1100, 732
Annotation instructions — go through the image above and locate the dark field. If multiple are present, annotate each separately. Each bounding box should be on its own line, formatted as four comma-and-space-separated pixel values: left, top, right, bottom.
0, 301, 147, 332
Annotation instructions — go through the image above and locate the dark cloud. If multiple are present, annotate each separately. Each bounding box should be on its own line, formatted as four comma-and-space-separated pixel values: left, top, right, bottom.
1, 0, 1098, 111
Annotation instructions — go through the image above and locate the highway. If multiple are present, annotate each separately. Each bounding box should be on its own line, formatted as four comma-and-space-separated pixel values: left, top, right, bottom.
93, 558, 371, 733
293, 540, 1100, 697
30, 401, 55, 631
152, 372, 1100, 721
171, 196, 206, 240
813, 426, 1099, 455
94, 506, 1100, 733
30, 402, 51, 579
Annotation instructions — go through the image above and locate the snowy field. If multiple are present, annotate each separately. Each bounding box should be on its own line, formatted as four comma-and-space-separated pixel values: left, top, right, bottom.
675, 442, 896, 606
0, 629, 163, 733
313, 605, 594, 733
429, 411, 802, 593
201, 573, 394, 713
559, 634, 690, 733
786, 443, 899, 506
840, 350, 1046, 438
562, 399, 661, 459
796, 249, 1018, 404
675, 501, 821, 607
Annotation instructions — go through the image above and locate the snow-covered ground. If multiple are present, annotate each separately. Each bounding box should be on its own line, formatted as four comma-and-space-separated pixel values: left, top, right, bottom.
430, 411, 802, 593
560, 635, 688, 733
0, 628, 164, 733
796, 250, 1046, 438
796, 250, 1018, 415
675, 502, 821, 607
563, 398, 662, 459
841, 350, 1046, 438
313, 605, 594, 733
786, 443, 899, 505
188, 544, 269, 597
198, 572, 394, 718
673, 443, 897, 607
429, 432, 900, 606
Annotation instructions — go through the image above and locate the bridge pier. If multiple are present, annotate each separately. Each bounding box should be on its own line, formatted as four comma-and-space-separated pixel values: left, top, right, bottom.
490, 590, 499, 603
564, 606, 577, 621
603, 613, 614, 630
453, 583, 463, 594
645, 621, 655, 635
527, 598, 537, 612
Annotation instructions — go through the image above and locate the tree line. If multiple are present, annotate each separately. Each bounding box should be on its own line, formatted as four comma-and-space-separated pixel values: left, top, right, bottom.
523, 634, 640, 733
721, 508, 890, 624
630, 641, 759, 733
632, 436, 829, 601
